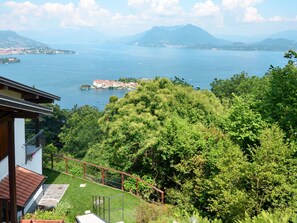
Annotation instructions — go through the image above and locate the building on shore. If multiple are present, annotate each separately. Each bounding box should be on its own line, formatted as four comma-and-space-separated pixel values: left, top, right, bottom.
93, 80, 137, 89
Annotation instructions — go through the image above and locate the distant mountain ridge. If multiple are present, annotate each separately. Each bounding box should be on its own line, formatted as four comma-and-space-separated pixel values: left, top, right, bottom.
0, 30, 47, 48
126, 24, 297, 51
130, 24, 230, 47
269, 30, 297, 41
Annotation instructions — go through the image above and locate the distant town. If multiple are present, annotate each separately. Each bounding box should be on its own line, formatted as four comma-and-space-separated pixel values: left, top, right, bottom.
0, 47, 76, 55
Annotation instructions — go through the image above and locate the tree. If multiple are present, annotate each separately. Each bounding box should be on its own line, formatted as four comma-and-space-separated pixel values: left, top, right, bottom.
264, 60, 297, 138
59, 105, 102, 158
85, 77, 224, 187
223, 95, 267, 151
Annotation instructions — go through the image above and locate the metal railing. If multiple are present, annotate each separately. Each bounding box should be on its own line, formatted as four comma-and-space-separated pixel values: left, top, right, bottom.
93, 195, 124, 223
44, 153, 164, 204
25, 129, 44, 163
0, 199, 9, 223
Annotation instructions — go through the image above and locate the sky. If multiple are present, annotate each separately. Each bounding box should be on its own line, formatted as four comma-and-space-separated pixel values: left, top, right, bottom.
0, 0, 297, 39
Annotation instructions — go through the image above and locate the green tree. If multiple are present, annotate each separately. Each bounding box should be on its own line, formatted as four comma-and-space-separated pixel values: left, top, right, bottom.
85, 77, 224, 187
59, 105, 102, 158
223, 95, 267, 151
264, 60, 297, 138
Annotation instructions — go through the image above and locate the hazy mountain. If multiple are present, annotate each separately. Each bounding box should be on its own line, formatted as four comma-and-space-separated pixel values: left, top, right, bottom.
215, 34, 268, 43
130, 24, 230, 47
269, 30, 297, 41
251, 38, 297, 50
0, 30, 47, 48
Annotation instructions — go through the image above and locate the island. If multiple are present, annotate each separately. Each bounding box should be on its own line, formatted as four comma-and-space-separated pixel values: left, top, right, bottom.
0, 57, 20, 64
93, 79, 138, 90
80, 79, 138, 91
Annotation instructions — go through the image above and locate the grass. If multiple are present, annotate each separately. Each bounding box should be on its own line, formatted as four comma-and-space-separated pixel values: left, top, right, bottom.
43, 168, 142, 223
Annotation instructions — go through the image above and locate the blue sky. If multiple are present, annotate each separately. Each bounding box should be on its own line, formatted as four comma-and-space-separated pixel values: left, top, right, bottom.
0, 0, 297, 37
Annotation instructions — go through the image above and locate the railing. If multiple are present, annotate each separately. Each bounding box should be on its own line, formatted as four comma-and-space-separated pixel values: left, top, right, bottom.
0, 198, 9, 223
44, 153, 164, 204
25, 129, 44, 163
93, 195, 124, 223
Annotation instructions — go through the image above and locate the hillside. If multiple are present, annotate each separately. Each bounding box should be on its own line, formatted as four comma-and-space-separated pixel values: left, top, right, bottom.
0, 30, 47, 48
269, 30, 297, 41
130, 24, 230, 47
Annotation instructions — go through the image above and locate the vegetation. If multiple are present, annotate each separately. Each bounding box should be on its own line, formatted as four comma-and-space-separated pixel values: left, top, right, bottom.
43, 168, 142, 223
41, 51, 297, 222
118, 77, 139, 83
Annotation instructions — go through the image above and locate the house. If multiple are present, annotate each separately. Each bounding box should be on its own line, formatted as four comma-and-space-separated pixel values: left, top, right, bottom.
0, 76, 60, 223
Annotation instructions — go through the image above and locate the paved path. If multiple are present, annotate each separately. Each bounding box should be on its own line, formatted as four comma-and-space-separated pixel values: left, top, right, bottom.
38, 184, 69, 208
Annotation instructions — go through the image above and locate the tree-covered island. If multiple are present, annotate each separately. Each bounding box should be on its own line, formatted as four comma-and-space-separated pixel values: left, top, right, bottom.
0, 57, 20, 64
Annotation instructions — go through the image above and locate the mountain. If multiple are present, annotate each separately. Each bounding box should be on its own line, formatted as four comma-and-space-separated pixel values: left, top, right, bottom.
251, 38, 297, 51
130, 24, 230, 47
269, 30, 297, 41
0, 30, 47, 48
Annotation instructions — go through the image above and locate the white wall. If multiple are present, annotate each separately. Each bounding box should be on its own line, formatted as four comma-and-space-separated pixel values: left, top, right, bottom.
24, 185, 44, 213
24, 149, 43, 175
15, 118, 26, 167
0, 156, 8, 180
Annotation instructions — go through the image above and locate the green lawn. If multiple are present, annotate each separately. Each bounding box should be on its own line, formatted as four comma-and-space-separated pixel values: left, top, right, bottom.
43, 168, 142, 223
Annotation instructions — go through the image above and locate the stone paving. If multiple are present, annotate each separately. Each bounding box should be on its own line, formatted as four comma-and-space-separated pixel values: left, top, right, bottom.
38, 184, 69, 208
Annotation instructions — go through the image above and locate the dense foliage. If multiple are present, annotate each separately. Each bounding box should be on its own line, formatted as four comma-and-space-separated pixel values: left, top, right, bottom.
42, 51, 297, 222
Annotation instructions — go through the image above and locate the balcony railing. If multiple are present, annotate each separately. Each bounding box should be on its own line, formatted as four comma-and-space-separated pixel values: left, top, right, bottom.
25, 129, 44, 163
0, 198, 9, 223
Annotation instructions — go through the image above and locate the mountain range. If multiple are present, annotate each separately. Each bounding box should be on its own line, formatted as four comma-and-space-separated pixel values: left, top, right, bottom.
1, 25, 297, 51
124, 24, 297, 51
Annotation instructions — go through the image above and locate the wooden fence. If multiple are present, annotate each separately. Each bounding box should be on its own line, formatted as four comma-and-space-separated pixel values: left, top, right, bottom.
45, 153, 164, 204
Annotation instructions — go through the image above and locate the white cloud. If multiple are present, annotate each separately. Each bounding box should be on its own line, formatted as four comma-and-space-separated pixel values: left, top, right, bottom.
243, 7, 264, 23
127, 0, 149, 7
127, 0, 183, 16
192, 0, 220, 17
222, 0, 263, 10
1, 0, 113, 30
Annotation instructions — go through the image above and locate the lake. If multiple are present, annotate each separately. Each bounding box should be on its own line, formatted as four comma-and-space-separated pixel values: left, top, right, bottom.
0, 43, 288, 110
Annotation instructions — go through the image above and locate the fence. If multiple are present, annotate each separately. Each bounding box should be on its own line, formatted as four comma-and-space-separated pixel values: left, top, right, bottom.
44, 153, 164, 204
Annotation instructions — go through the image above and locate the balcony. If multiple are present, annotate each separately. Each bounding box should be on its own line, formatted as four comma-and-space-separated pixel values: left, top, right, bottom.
25, 130, 44, 164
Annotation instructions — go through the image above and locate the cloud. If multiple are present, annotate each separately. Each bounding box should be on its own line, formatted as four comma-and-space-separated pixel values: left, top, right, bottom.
127, 0, 183, 16
222, 0, 263, 10
1, 0, 114, 30
243, 7, 264, 23
192, 0, 220, 17
127, 0, 149, 7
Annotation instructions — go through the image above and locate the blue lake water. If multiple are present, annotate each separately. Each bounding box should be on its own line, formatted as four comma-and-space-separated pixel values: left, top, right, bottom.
0, 43, 288, 110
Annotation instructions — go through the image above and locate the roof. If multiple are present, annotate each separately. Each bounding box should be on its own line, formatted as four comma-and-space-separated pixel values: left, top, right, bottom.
0, 166, 46, 207
0, 94, 53, 116
0, 76, 60, 103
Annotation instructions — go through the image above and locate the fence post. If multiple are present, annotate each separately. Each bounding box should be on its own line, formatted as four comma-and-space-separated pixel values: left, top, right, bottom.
161, 192, 164, 204
51, 153, 54, 170
136, 178, 139, 196
65, 158, 68, 174
83, 162, 86, 179
121, 173, 124, 191
101, 169, 105, 185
